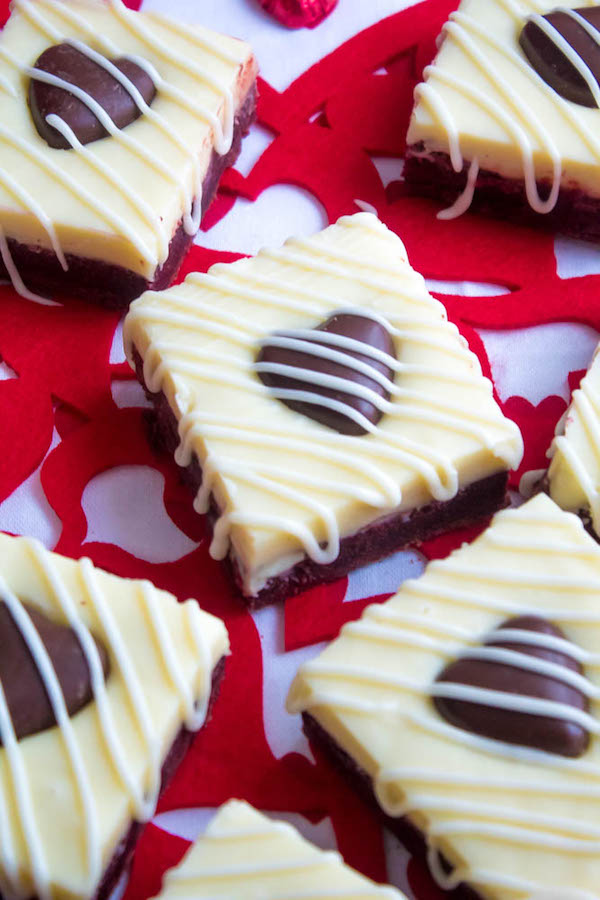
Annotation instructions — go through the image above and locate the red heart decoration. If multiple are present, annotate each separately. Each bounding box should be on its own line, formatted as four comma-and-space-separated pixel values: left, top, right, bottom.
256, 0, 338, 29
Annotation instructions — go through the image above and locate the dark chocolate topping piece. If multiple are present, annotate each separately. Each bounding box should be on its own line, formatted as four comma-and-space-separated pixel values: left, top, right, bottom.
520, 7, 600, 107
434, 615, 590, 757
29, 43, 156, 149
255, 312, 396, 436
0, 599, 110, 741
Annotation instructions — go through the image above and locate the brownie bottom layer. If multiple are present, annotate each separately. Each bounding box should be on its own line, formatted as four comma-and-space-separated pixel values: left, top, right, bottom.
134, 350, 509, 608
0, 87, 256, 310
404, 145, 600, 242
1, 656, 226, 900
303, 712, 481, 900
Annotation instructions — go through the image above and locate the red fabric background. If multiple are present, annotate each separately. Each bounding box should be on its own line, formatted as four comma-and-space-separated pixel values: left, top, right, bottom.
0, 0, 595, 896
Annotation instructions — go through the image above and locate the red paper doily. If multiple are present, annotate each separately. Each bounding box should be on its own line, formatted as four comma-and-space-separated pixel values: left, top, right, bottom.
0, 1, 597, 897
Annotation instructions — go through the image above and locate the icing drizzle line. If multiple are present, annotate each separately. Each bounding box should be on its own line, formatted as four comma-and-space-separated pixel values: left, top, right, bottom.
288, 500, 600, 895
159, 803, 403, 899
124, 215, 522, 590
0, 0, 248, 303
549, 348, 600, 536
413, 0, 600, 219
0, 537, 215, 900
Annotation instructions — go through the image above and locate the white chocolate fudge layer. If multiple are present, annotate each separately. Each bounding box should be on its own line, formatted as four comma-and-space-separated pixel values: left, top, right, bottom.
0, 0, 256, 277
407, 0, 600, 208
288, 494, 600, 899
549, 343, 600, 536
0, 533, 228, 900
154, 800, 405, 900
123, 213, 523, 596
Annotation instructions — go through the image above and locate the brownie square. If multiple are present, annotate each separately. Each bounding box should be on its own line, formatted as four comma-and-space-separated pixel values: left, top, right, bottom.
288, 493, 600, 898
0, 0, 257, 308
124, 212, 523, 606
0, 532, 228, 900
404, 0, 600, 240
155, 799, 405, 898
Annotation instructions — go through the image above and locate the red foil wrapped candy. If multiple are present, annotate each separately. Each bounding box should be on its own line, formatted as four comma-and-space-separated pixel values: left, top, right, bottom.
256, 0, 338, 29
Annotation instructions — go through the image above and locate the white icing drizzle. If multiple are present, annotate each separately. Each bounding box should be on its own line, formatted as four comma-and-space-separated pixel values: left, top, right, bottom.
549, 358, 600, 536
124, 220, 522, 580
0, 538, 218, 899
529, 12, 600, 108
437, 157, 479, 220
410, 0, 600, 218
23, 0, 236, 153
0, 226, 58, 306
160, 803, 403, 899
0, 117, 157, 264
0, 0, 248, 302
289, 498, 600, 896
107, 0, 236, 152
302, 659, 599, 731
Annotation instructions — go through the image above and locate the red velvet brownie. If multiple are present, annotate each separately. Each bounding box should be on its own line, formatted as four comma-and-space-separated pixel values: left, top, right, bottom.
404, 0, 600, 240
0, 532, 228, 900
0, 0, 257, 308
289, 494, 600, 898
124, 213, 523, 607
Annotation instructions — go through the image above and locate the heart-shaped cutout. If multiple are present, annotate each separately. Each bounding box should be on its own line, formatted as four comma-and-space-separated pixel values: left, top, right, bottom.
255, 312, 396, 436
434, 615, 591, 757
520, 7, 600, 108
29, 42, 156, 149
0, 599, 110, 741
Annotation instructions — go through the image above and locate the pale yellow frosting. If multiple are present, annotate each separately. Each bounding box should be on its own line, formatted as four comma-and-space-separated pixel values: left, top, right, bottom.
407, 0, 600, 206
288, 494, 600, 900
0, 0, 256, 278
0, 533, 229, 900
154, 799, 405, 900
548, 343, 600, 537
123, 213, 523, 596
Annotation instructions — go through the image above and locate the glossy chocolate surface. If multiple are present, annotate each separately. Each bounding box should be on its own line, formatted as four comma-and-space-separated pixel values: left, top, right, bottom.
256, 312, 396, 436
435, 615, 590, 757
0, 599, 110, 741
29, 43, 156, 148
520, 7, 600, 107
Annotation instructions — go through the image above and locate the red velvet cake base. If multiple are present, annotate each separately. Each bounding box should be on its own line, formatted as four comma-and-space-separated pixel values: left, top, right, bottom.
404, 145, 600, 242
0, 87, 256, 311
0, 656, 226, 900
303, 712, 482, 900
133, 350, 510, 608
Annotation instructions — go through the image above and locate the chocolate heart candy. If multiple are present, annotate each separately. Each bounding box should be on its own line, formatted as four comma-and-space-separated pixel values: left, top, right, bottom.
434, 615, 590, 757
520, 7, 600, 107
0, 599, 109, 741
29, 42, 156, 149
255, 312, 396, 436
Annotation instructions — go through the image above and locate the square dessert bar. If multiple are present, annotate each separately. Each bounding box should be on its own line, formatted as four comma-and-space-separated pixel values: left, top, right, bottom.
153, 799, 405, 899
547, 341, 600, 538
404, 0, 600, 240
0, 0, 257, 308
0, 532, 228, 900
124, 213, 523, 607
288, 493, 600, 898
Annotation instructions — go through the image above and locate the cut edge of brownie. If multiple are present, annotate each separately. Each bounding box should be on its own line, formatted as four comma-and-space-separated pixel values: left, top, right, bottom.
132, 350, 511, 608
404, 144, 600, 243
302, 712, 483, 900
0, 85, 257, 311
